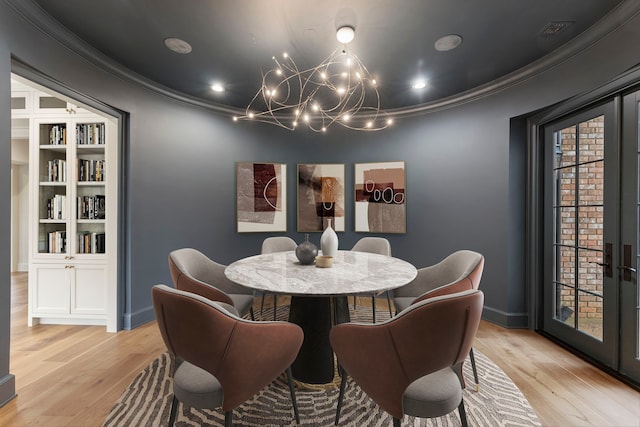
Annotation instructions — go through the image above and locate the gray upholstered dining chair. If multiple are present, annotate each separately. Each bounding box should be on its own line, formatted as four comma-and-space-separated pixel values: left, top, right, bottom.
392, 250, 484, 313
260, 236, 298, 320
168, 247, 255, 320
350, 237, 393, 322
331, 289, 484, 427
152, 284, 303, 427
392, 250, 485, 390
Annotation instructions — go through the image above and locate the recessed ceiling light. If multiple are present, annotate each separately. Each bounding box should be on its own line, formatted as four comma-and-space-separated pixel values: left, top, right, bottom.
164, 37, 192, 54
412, 80, 427, 90
210, 83, 225, 93
434, 34, 462, 52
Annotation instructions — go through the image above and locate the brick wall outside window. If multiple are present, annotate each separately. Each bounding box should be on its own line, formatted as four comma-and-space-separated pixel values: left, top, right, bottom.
556, 115, 604, 320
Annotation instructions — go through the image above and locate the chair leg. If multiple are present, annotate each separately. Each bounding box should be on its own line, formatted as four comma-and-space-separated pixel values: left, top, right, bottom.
393, 417, 402, 427
168, 395, 178, 426
224, 410, 233, 427
352, 295, 356, 310
385, 291, 393, 317
371, 296, 376, 323
286, 367, 300, 424
273, 294, 278, 321
260, 293, 265, 315
458, 399, 468, 427
335, 371, 348, 425
249, 307, 255, 321
469, 348, 480, 391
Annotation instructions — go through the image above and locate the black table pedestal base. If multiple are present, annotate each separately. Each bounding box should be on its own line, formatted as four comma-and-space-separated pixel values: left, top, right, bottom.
288, 296, 350, 384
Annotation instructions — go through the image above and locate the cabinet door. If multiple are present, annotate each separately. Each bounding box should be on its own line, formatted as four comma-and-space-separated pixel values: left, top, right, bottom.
33, 120, 70, 259
31, 264, 70, 314
71, 265, 106, 315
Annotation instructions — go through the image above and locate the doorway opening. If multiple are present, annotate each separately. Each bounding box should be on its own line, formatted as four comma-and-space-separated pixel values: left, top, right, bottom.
10, 70, 122, 332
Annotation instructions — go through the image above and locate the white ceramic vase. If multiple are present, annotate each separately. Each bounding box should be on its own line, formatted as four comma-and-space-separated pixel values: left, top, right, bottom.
320, 218, 338, 257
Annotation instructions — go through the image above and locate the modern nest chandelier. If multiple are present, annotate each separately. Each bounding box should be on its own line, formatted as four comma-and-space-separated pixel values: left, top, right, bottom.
233, 25, 393, 132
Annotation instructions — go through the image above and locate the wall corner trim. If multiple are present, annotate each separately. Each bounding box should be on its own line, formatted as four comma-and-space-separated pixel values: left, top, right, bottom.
123, 306, 156, 330
0, 373, 16, 408
482, 305, 529, 329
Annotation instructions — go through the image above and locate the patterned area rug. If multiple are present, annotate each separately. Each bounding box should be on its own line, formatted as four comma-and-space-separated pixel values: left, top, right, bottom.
104, 305, 541, 427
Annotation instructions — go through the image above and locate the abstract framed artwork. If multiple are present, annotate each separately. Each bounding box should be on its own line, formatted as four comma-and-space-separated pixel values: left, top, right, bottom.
236, 162, 287, 232
354, 161, 406, 233
297, 163, 345, 232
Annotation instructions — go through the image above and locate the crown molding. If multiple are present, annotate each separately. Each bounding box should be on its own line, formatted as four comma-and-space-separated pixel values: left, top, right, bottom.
6, 0, 640, 119
4, 0, 237, 115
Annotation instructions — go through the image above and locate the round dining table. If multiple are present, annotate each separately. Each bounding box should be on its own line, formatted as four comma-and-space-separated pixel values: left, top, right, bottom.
225, 250, 417, 384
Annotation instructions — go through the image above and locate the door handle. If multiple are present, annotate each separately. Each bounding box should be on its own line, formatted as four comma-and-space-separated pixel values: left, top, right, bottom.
619, 244, 636, 282
595, 243, 613, 278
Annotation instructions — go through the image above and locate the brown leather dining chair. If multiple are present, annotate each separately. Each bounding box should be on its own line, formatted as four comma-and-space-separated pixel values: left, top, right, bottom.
330, 289, 484, 427
350, 237, 393, 322
392, 250, 485, 390
152, 284, 304, 426
168, 247, 256, 320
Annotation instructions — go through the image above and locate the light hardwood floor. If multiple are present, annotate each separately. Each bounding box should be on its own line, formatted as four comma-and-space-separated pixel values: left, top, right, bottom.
1, 272, 639, 426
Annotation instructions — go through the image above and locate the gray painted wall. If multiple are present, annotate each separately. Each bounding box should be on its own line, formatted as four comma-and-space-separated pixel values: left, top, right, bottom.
2, 0, 640, 405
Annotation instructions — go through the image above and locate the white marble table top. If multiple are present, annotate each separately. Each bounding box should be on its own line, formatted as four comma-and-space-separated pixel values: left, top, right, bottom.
225, 250, 417, 296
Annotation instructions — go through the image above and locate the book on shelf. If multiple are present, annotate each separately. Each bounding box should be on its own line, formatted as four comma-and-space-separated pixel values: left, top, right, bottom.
77, 194, 105, 219
76, 159, 105, 182
47, 159, 66, 182
47, 230, 66, 253
76, 123, 105, 145
77, 231, 106, 254
47, 194, 66, 220
48, 124, 67, 145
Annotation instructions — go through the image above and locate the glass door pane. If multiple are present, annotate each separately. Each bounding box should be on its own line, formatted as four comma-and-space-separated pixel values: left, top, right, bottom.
543, 101, 617, 368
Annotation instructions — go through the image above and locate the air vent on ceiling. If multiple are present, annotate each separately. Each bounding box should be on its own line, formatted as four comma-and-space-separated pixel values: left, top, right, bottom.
539, 21, 574, 37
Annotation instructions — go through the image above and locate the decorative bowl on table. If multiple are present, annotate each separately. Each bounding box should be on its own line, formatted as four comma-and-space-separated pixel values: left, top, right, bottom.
315, 255, 333, 268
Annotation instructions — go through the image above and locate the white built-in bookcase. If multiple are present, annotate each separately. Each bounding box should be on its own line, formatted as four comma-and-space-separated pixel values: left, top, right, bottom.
11, 75, 118, 332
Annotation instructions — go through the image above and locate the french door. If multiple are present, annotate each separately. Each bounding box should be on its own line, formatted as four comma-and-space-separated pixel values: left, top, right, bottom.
620, 90, 640, 381
542, 95, 639, 383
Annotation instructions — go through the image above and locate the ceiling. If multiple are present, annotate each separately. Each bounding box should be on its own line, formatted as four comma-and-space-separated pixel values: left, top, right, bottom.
30, 0, 625, 112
